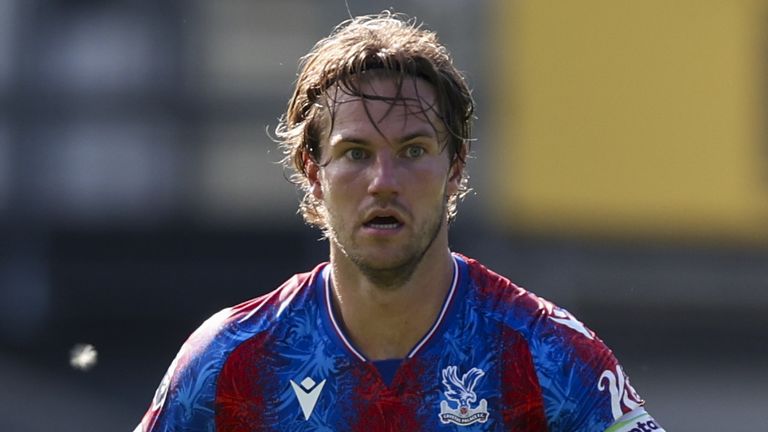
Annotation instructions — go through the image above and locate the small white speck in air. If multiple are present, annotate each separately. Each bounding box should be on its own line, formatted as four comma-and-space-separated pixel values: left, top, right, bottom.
69, 343, 98, 371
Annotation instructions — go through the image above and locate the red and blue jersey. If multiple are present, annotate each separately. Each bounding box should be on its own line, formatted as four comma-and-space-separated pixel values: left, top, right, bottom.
135, 254, 663, 431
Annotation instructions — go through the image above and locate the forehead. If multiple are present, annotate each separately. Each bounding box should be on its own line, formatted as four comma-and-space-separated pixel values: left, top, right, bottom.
323, 74, 443, 139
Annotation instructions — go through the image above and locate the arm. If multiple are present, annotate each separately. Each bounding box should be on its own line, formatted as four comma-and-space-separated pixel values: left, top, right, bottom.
135, 309, 234, 432
134, 342, 218, 432
605, 407, 666, 432
530, 302, 665, 431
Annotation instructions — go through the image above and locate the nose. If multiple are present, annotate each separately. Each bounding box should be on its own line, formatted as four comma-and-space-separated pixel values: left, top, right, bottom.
367, 152, 400, 198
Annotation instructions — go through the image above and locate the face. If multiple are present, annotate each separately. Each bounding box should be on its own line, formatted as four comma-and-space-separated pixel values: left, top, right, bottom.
308, 75, 461, 286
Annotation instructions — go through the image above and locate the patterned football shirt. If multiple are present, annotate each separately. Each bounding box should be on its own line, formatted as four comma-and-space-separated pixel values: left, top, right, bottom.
135, 254, 664, 431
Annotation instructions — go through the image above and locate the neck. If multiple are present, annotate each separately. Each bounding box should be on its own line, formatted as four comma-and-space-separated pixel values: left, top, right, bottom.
328, 236, 455, 361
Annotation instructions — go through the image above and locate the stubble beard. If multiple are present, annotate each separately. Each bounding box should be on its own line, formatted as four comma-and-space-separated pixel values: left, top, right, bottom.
327, 198, 448, 290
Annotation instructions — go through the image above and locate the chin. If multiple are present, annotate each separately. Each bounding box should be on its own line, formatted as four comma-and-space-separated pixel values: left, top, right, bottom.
360, 246, 426, 269
358, 252, 410, 269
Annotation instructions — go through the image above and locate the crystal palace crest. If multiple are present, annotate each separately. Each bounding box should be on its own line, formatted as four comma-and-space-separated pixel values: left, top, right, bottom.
439, 365, 490, 426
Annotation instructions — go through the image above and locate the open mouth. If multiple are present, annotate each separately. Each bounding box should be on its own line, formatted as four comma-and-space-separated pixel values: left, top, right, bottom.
363, 215, 403, 230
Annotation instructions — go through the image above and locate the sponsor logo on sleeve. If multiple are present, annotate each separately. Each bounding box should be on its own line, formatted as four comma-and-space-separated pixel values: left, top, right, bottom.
626, 419, 663, 431
438, 365, 490, 426
598, 365, 643, 419
606, 408, 666, 432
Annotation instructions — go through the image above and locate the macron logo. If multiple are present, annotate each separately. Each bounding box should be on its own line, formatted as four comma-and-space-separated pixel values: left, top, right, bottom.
290, 377, 326, 420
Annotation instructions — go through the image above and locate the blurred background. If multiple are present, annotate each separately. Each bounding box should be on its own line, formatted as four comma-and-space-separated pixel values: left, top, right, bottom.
0, 0, 766, 430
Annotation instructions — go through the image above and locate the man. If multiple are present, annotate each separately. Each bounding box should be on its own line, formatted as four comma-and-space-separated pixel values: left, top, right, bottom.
136, 12, 665, 431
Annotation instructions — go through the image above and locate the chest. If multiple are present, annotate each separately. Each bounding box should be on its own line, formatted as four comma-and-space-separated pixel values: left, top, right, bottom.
213, 329, 547, 431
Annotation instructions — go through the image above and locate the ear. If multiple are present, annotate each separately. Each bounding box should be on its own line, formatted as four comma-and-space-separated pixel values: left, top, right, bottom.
305, 153, 323, 200
446, 142, 467, 195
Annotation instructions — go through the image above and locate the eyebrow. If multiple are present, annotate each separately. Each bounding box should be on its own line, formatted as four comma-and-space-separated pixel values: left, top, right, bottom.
331, 130, 438, 147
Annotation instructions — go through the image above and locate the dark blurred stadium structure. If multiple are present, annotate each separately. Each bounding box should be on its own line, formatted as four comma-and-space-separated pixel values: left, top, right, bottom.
0, 1, 766, 430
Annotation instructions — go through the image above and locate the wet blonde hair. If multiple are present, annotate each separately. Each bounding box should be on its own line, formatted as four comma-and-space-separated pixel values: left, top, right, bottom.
276, 12, 474, 227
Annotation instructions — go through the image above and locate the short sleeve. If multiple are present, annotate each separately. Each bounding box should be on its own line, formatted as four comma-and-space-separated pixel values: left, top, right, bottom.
529, 301, 646, 431
135, 309, 233, 432
605, 407, 666, 432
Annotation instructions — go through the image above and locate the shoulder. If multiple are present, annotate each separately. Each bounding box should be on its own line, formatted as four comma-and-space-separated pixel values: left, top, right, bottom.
460, 254, 611, 367
225, 266, 322, 333
458, 255, 644, 430
136, 264, 325, 432
459, 255, 575, 336
460, 254, 601, 340
186, 264, 321, 359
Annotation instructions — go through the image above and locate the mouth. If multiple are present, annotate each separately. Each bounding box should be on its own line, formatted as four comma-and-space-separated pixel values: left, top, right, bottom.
363, 215, 403, 230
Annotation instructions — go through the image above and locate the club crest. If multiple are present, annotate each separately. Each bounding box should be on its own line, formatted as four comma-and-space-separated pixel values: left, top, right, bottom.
439, 365, 489, 426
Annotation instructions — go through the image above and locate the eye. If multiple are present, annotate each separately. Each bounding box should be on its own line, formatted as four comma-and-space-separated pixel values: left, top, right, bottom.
404, 145, 425, 159
345, 148, 368, 160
